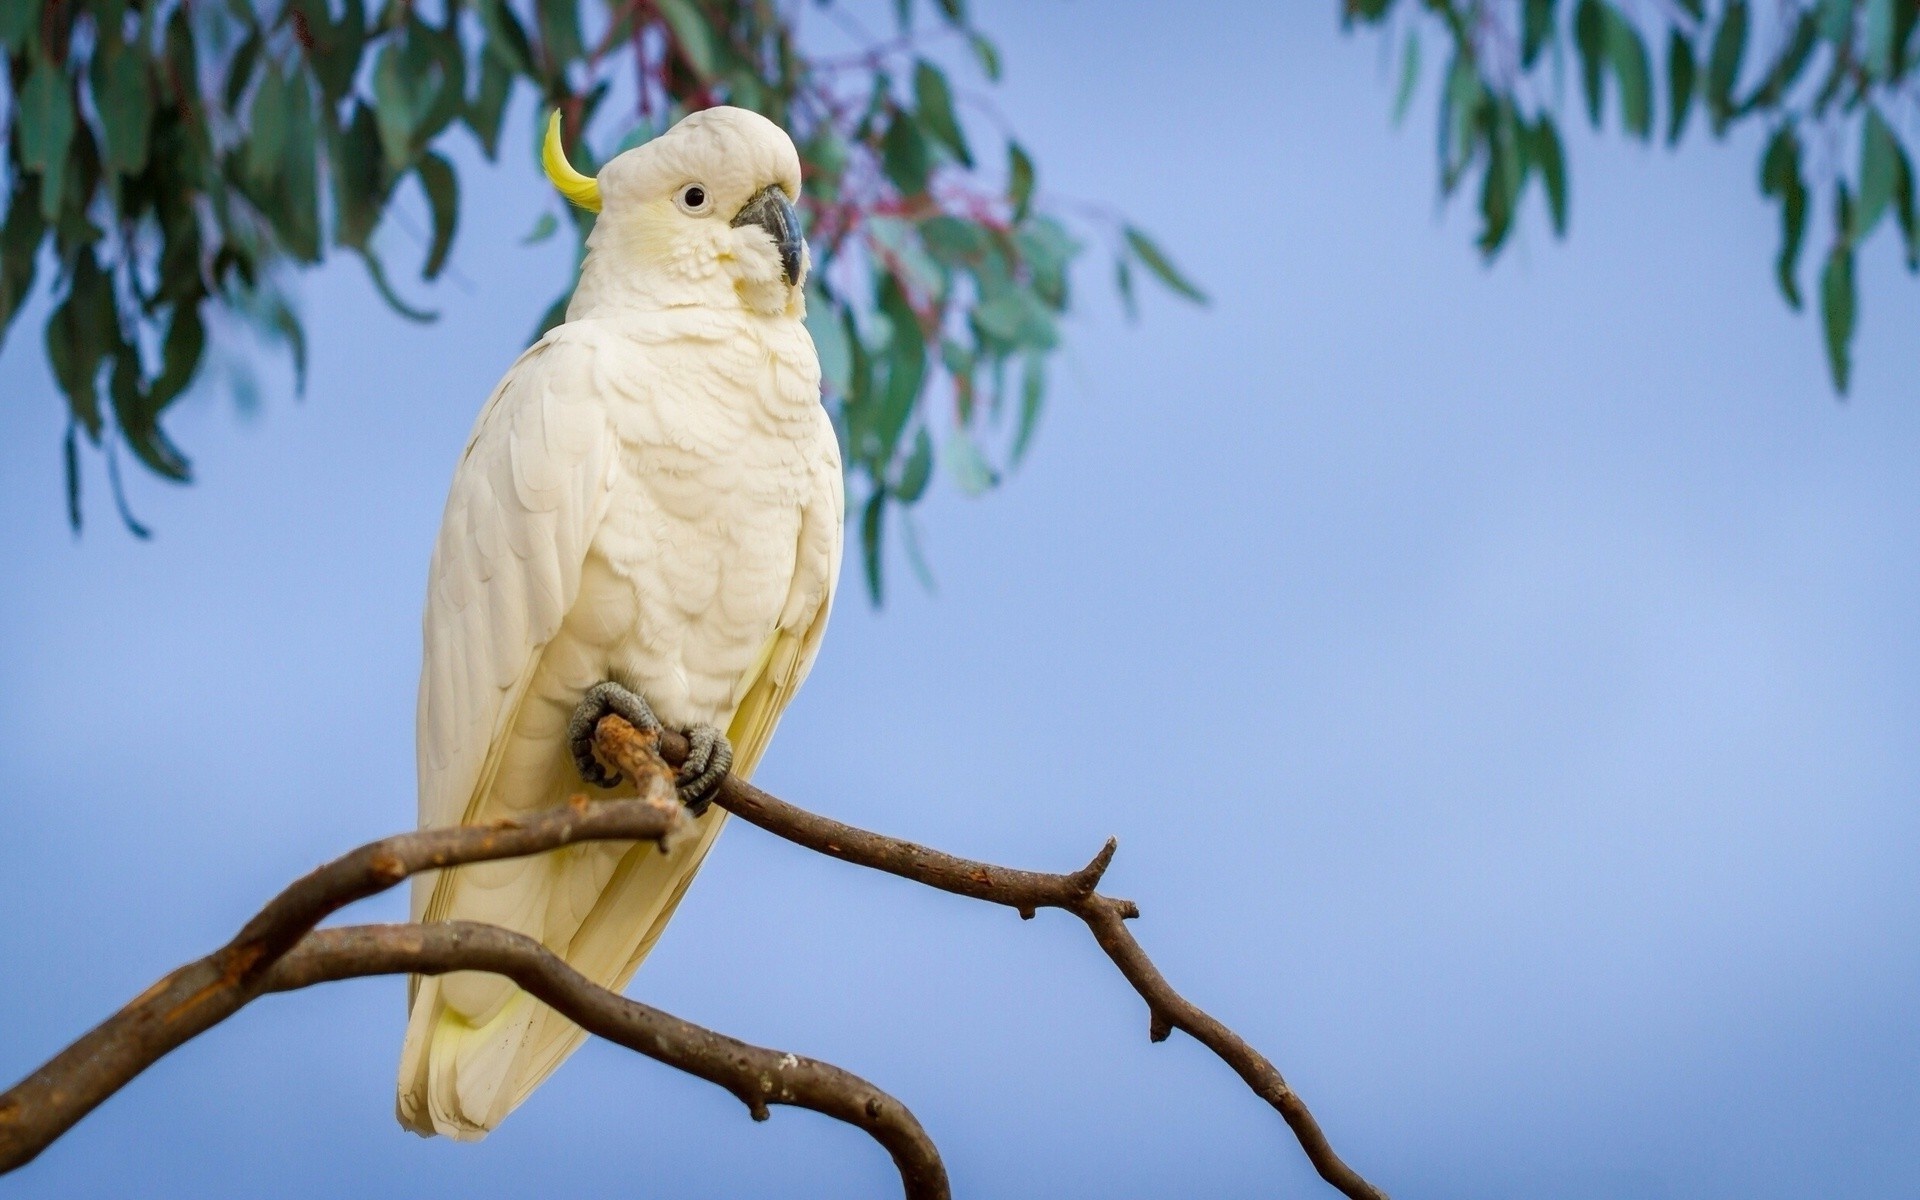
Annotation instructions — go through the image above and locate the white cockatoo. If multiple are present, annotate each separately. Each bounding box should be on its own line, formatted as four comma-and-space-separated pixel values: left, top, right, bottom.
396, 106, 843, 1139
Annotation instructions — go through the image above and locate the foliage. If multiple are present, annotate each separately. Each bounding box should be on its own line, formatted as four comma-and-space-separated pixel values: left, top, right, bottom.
1346, 0, 1920, 393
0, 0, 1201, 594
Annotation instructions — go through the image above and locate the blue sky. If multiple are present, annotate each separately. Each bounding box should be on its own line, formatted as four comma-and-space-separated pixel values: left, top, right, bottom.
3, 4, 1917, 1198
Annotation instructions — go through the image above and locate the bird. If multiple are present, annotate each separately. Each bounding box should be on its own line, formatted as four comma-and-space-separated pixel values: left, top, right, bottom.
396, 105, 844, 1139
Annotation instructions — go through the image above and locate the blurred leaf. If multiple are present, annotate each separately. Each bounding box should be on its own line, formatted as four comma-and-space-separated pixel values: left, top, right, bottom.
1856, 108, 1902, 241
20, 55, 76, 218
860, 491, 885, 603
1666, 28, 1696, 144
523, 211, 560, 245
1531, 115, 1569, 235
1522, 0, 1556, 68
1706, 0, 1749, 130
1574, 0, 1606, 125
656, 0, 717, 77
1012, 351, 1044, 465
1760, 123, 1808, 307
0, 0, 36, 51
1602, 9, 1652, 139
914, 60, 972, 166
45, 253, 116, 438
968, 31, 1001, 81
94, 41, 155, 176
1123, 225, 1207, 303
1820, 238, 1855, 391
882, 112, 933, 194
467, 51, 516, 158
359, 249, 439, 322
535, 0, 585, 73
895, 426, 933, 501
1392, 29, 1420, 126
417, 151, 460, 280
944, 430, 997, 496
1008, 141, 1036, 219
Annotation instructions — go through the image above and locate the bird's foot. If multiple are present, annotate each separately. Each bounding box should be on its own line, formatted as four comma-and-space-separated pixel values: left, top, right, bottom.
567, 681, 733, 815
674, 724, 733, 818
568, 681, 662, 789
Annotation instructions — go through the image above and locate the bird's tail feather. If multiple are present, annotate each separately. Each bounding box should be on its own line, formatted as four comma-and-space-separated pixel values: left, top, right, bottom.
395, 807, 729, 1138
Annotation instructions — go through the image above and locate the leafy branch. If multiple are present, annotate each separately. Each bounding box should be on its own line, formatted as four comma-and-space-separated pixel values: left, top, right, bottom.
0, 0, 1202, 586
1347, 0, 1920, 392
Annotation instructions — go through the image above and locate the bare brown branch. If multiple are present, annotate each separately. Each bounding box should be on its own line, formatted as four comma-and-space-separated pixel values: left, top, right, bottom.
605, 715, 1390, 1200
0, 715, 1383, 1200
0, 788, 947, 1200
264, 922, 946, 1197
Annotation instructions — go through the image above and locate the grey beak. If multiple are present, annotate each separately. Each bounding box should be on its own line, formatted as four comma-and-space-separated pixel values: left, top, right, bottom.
730, 185, 803, 286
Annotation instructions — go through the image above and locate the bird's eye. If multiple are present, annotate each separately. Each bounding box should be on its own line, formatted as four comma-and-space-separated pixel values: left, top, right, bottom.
675, 184, 711, 215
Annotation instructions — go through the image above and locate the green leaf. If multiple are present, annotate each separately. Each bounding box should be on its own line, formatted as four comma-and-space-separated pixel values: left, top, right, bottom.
1749, 12, 1819, 108
1532, 116, 1569, 235
1666, 28, 1697, 144
968, 31, 1001, 81
1522, 0, 1557, 68
1574, 0, 1606, 126
535, 0, 585, 74
1603, 10, 1652, 139
474, 0, 535, 76
45, 253, 117, 438
330, 101, 387, 249
19, 55, 76, 218
1008, 141, 1036, 219
860, 491, 885, 603
1856, 108, 1902, 241
894, 426, 933, 501
1819, 239, 1855, 392
1391, 29, 1420, 127
1115, 253, 1136, 320
1440, 52, 1484, 190
224, 27, 263, 113
0, 181, 46, 344
944, 429, 997, 496
1707, 0, 1749, 130
63, 422, 81, 532
245, 65, 289, 185
1760, 123, 1808, 307
0, 0, 36, 51
1477, 98, 1526, 254
466, 50, 516, 159
93, 43, 155, 177
1123, 225, 1207, 304
359, 249, 438, 323
881, 113, 933, 194
1864, 0, 1897, 78
416, 151, 459, 280
913, 60, 973, 166
656, 0, 718, 77
1012, 351, 1044, 465
522, 211, 559, 245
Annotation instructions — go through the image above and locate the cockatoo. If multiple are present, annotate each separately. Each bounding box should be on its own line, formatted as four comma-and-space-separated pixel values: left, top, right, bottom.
396, 106, 843, 1139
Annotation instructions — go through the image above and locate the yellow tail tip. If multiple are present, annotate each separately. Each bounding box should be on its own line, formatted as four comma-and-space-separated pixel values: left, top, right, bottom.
542, 110, 602, 212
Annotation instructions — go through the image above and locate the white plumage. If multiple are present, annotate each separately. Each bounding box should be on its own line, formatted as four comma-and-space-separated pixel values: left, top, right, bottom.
397, 107, 843, 1138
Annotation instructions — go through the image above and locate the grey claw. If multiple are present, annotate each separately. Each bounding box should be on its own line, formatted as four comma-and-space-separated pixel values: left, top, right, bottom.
675, 724, 733, 817
568, 681, 662, 788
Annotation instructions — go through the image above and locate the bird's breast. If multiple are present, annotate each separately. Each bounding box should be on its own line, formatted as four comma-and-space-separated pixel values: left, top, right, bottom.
575, 315, 826, 730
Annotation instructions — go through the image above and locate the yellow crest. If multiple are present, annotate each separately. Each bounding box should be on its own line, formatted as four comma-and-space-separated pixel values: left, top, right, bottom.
542, 111, 602, 212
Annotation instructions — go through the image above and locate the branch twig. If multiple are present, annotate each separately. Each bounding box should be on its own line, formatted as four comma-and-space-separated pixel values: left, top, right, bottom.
600, 715, 1390, 1200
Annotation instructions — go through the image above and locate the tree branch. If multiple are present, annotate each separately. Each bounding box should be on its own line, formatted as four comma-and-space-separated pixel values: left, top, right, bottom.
264, 922, 946, 1196
0, 716, 1385, 1200
599, 715, 1390, 1200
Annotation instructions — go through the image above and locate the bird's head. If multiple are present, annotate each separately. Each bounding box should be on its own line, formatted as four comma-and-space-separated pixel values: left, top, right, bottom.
545, 106, 808, 318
